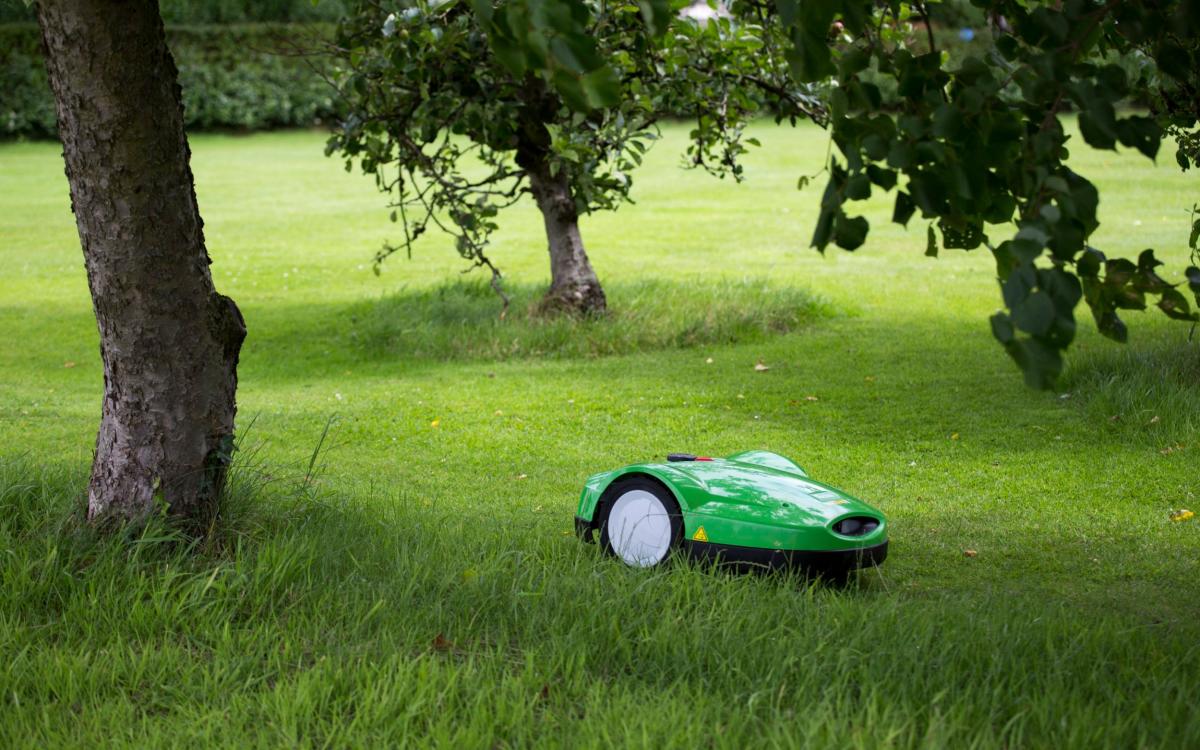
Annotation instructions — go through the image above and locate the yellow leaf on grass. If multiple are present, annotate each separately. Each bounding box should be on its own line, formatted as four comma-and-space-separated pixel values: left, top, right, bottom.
430, 419, 440, 428
1169, 509, 1195, 523
63, 361, 76, 369
963, 549, 978, 558
754, 360, 770, 372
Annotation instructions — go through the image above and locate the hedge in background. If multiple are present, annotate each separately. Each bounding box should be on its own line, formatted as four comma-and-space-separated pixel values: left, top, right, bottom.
0, 26, 54, 137
0, 0, 347, 23
1, 23, 339, 138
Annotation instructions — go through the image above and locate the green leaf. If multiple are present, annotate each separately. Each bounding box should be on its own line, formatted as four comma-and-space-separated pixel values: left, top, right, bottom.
839, 47, 871, 77
886, 141, 915, 170
1186, 266, 1200, 296
637, 0, 673, 37
1077, 247, 1105, 278
1096, 310, 1128, 342
1011, 291, 1055, 336
469, 0, 493, 22
1154, 41, 1191, 81
580, 65, 621, 110
866, 165, 896, 190
786, 16, 837, 83
940, 219, 984, 250
834, 214, 869, 251
1001, 263, 1036, 309
490, 34, 529, 76
1137, 248, 1163, 273
548, 34, 603, 75
892, 192, 915, 226
548, 77, 587, 112
811, 207, 836, 251
1157, 288, 1198, 322
776, 0, 799, 27
1078, 110, 1117, 150
862, 134, 889, 161
990, 312, 1015, 344
1115, 115, 1161, 160
845, 173, 871, 200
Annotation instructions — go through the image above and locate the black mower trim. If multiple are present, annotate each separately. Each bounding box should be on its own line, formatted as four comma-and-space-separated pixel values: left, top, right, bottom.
683, 539, 889, 575
574, 515, 594, 542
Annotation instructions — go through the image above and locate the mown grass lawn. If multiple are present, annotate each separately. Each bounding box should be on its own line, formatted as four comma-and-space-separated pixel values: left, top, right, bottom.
1, 121, 1198, 748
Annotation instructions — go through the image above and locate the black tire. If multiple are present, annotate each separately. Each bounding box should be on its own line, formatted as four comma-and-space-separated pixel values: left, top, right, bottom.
596, 476, 684, 568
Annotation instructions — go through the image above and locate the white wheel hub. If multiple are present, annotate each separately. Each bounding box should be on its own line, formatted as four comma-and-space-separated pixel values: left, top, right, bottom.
607, 489, 673, 567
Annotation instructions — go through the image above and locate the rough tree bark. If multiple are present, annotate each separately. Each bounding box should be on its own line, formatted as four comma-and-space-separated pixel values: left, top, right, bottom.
37, 0, 246, 530
526, 161, 608, 315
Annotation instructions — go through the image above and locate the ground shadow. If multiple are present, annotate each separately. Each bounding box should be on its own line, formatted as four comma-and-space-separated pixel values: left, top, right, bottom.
241, 276, 833, 368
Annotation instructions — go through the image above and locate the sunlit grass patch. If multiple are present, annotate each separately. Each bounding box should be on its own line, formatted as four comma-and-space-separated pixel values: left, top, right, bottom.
351, 277, 835, 361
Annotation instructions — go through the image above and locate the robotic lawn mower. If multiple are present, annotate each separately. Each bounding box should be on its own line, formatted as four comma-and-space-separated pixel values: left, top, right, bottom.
575, 450, 888, 577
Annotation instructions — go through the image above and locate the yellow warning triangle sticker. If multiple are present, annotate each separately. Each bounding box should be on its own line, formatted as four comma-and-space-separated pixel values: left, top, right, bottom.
692, 526, 709, 543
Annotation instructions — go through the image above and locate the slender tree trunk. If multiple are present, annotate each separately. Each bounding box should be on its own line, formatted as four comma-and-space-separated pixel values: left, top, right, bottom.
37, 0, 246, 530
526, 161, 607, 315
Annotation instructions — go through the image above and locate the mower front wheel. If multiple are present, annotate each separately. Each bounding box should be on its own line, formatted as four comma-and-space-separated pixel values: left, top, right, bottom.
596, 477, 683, 568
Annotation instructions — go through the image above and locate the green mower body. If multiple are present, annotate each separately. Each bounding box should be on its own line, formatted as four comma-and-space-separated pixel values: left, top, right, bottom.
575, 450, 888, 574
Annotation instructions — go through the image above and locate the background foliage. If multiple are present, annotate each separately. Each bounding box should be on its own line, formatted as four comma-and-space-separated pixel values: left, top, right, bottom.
0, 23, 339, 138
0, 0, 348, 23
327, 0, 819, 297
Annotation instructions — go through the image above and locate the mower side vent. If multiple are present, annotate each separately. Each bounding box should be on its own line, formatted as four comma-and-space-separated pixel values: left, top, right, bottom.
833, 517, 879, 536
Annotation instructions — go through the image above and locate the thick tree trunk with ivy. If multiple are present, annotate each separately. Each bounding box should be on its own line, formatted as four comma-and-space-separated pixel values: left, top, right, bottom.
526, 161, 607, 316
37, 0, 246, 529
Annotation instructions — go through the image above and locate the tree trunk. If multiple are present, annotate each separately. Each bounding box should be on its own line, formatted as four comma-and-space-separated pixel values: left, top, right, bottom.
526, 162, 607, 315
37, 0, 246, 530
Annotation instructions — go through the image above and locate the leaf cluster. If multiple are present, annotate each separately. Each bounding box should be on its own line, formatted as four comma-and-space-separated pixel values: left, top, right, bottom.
780, 0, 1200, 387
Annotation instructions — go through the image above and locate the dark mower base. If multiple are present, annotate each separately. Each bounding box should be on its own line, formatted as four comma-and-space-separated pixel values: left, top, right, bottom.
575, 515, 888, 578
575, 515, 594, 542
683, 539, 888, 577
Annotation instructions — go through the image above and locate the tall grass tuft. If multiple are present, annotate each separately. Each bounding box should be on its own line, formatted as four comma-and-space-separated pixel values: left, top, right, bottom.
1066, 336, 1200, 445
351, 277, 835, 361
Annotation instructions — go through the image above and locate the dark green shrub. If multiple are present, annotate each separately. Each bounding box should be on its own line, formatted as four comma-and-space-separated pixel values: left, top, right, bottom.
0, 27, 54, 136
0, 23, 339, 138
0, 0, 347, 23
158, 0, 347, 23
